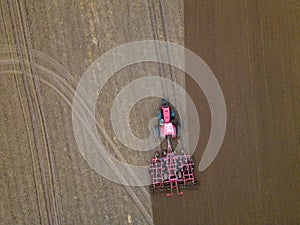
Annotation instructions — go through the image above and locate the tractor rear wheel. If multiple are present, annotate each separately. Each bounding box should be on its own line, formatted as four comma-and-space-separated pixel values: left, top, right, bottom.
176, 124, 181, 138
154, 126, 160, 138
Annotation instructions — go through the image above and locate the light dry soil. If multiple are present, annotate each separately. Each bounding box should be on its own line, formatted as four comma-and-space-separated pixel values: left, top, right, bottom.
0, 0, 184, 224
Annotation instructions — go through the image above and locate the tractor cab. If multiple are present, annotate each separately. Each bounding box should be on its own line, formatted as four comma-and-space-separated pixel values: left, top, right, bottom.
155, 99, 179, 139
158, 99, 175, 123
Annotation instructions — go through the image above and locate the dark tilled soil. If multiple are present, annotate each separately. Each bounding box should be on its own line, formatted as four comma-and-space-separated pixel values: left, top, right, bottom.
0, 0, 185, 224
152, 1, 300, 225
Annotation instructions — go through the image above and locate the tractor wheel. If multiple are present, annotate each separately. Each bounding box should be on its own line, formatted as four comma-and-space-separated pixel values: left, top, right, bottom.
176, 124, 181, 138
157, 111, 162, 119
154, 126, 160, 138
171, 110, 176, 118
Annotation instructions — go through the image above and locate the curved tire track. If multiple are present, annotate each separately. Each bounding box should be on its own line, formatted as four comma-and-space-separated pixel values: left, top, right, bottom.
0, 48, 153, 224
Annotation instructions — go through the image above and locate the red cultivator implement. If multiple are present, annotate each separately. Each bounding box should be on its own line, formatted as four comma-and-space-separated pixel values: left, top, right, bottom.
149, 148, 196, 196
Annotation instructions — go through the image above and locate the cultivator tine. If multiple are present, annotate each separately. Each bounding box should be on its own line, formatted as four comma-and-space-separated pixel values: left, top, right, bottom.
166, 182, 173, 196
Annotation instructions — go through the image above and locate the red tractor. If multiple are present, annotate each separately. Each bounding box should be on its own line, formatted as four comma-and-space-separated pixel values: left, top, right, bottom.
150, 99, 196, 196
154, 98, 180, 140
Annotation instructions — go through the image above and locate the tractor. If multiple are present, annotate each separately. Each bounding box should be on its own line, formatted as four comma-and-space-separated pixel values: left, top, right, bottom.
154, 98, 180, 139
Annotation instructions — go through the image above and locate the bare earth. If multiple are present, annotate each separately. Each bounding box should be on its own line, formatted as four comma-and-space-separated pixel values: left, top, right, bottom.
153, 1, 299, 225
0, 0, 299, 225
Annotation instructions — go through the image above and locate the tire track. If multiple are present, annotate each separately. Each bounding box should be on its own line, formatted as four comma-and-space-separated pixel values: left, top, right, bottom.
147, 0, 179, 96
147, 0, 168, 97
32, 52, 153, 224
4, 2, 54, 223
1, 1, 185, 223
5, 0, 62, 224
0, 49, 154, 224
2, 2, 182, 218
32, 50, 154, 224
15, 3, 63, 223
0, 4, 44, 224
158, 0, 178, 85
